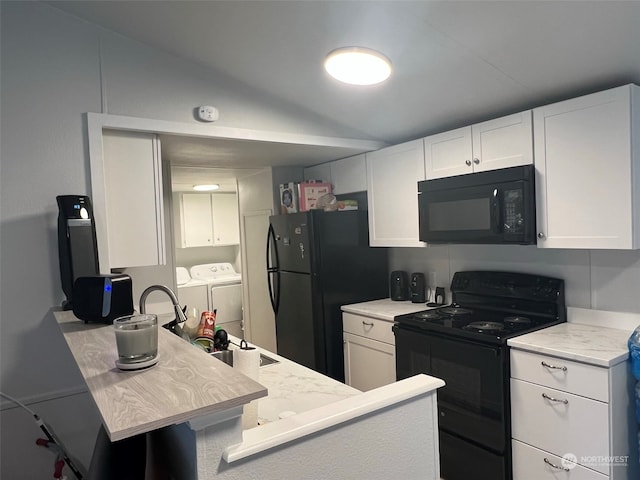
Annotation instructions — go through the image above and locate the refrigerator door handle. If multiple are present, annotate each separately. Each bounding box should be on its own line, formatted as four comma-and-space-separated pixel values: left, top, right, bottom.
266, 223, 280, 314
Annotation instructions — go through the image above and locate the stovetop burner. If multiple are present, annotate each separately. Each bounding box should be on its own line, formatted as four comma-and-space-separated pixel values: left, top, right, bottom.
504, 316, 531, 326
395, 304, 561, 343
464, 321, 505, 332
440, 306, 473, 316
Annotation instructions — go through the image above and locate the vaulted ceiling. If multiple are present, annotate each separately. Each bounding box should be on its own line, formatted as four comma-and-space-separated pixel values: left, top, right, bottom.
48, 0, 640, 186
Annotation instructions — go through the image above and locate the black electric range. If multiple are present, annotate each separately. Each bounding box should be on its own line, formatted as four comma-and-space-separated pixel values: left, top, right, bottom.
393, 271, 566, 480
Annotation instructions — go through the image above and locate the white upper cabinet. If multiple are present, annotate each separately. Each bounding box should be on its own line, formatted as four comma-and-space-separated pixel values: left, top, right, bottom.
330, 154, 367, 194
424, 110, 533, 179
100, 130, 166, 269
211, 193, 240, 245
366, 139, 426, 247
176, 193, 240, 248
304, 153, 367, 195
180, 193, 214, 247
534, 84, 640, 249
303, 163, 331, 184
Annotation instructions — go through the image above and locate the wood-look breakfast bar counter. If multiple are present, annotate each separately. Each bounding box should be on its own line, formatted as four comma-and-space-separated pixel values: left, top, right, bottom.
54, 310, 266, 442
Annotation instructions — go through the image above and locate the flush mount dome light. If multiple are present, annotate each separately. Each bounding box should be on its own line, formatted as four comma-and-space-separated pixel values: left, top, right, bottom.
324, 47, 392, 86
193, 184, 219, 192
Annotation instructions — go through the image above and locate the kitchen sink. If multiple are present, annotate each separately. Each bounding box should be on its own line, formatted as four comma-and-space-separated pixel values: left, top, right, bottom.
210, 349, 279, 368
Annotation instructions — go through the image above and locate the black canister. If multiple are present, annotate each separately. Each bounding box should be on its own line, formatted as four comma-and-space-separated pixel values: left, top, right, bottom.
410, 273, 426, 303
389, 270, 409, 301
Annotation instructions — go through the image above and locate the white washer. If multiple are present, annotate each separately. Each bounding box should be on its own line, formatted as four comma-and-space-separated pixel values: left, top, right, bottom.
175, 267, 209, 314
190, 263, 243, 338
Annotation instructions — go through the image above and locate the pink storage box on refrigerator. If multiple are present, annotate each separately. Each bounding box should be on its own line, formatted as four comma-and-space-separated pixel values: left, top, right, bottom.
298, 181, 332, 211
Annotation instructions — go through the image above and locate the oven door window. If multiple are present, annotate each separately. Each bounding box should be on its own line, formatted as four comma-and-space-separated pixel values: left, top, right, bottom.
394, 326, 507, 452
430, 337, 504, 416
430, 336, 506, 452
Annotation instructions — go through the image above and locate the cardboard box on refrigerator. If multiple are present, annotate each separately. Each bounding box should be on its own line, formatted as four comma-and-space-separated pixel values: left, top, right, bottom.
298, 181, 332, 211
279, 183, 298, 214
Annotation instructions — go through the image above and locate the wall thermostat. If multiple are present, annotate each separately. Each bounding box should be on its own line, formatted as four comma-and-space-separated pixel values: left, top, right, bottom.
198, 105, 219, 122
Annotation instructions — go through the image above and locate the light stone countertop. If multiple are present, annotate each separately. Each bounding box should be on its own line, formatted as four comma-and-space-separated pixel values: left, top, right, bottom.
224, 337, 360, 425
341, 298, 433, 321
508, 308, 639, 367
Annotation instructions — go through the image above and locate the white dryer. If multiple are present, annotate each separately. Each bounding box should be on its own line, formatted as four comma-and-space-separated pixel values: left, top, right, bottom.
190, 263, 243, 338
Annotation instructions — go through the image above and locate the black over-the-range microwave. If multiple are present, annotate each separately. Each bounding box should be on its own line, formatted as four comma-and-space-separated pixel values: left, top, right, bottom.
418, 164, 536, 245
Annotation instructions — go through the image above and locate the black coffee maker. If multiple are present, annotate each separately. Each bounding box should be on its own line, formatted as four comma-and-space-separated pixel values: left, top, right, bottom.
389, 271, 409, 301
410, 273, 426, 303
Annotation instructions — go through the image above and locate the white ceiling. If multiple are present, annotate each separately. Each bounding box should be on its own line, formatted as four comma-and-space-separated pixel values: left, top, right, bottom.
48, 0, 640, 186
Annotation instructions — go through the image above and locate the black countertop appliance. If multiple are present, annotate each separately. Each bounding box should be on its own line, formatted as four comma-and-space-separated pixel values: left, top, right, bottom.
389, 270, 409, 301
267, 210, 388, 382
57, 195, 100, 310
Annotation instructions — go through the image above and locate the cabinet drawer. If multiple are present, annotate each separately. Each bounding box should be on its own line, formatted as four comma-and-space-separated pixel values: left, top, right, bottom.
511, 379, 609, 475
342, 312, 395, 345
511, 349, 608, 402
512, 440, 607, 480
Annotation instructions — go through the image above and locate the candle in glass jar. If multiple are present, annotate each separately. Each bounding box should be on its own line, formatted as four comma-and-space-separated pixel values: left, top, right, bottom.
114, 314, 158, 363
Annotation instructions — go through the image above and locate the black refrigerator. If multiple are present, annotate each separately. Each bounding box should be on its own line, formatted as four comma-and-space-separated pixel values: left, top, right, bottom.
267, 210, 388, 382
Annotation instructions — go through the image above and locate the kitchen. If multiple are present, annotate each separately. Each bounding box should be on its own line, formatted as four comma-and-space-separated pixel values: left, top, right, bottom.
2, 1, 640, 479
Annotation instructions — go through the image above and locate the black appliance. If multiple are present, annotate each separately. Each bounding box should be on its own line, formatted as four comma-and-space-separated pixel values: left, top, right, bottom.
394, 271, 565, 480
72, 274, 134, 324
389, 270, 409, 301
57, 195, 100, 309
267, 210, 388, 382
418, 165, 536, 245
410, 272, 426, 303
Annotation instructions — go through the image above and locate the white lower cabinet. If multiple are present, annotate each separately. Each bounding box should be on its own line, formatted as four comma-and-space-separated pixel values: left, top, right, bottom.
342, 312, 396, 391
510, 349, 634, 480
512, 440, 607, 480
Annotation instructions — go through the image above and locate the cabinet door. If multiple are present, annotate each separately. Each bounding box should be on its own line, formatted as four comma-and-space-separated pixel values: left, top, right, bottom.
366, 139, 426, 247
472, 110, 532, 173
331, 154, 367, 194
534, 85, 638, 249
101, 130, 165, 268
424, 126, 473, 179
343, 332, 396, 392
303, 163, 332, 184
211, 193, 240, 245
181, 194, 214, 247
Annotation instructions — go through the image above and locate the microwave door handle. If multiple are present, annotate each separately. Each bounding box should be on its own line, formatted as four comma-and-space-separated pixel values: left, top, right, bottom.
492, 188, 502, 233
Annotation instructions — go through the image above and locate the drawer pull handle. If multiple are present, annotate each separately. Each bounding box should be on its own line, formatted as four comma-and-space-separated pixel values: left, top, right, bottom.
543, 457, 570, 471
362, 321, 374, 327
541, 361, 567, 371
542, 392, 568, 405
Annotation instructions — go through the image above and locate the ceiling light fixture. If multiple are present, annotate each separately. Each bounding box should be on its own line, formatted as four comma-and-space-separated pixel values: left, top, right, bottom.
324, 47, 392, 86
193, 184, 219, 192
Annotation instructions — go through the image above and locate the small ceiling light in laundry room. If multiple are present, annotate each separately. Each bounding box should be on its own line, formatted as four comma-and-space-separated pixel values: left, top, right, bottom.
193, 184, 219, 192
324, 47, 392, 86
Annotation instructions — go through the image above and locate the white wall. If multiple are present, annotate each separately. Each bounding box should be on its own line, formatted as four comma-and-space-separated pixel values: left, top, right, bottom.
0, 3, 361, 477
390, 245, 640, 314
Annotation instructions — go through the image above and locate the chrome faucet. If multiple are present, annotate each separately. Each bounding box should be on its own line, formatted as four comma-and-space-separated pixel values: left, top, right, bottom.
139, 285, 188, 337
